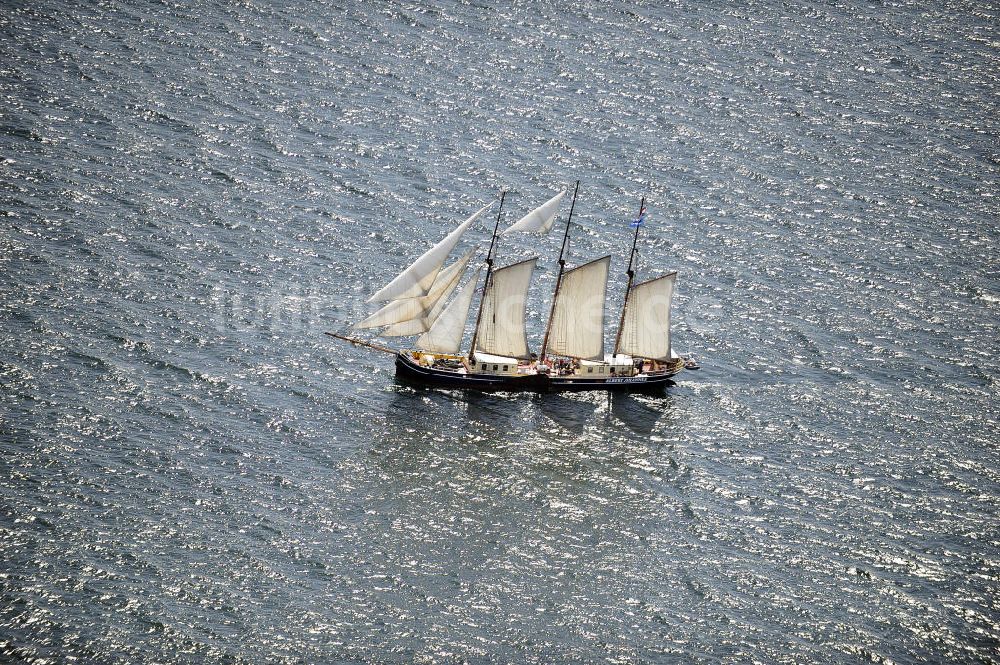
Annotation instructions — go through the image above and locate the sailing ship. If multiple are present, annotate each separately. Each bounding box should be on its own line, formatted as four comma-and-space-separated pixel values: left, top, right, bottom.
329, 183, 686, 392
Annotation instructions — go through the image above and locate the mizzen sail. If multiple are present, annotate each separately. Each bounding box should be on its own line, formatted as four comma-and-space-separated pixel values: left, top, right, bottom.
545, 255, 611, 360
474, 257, 537, 359
502, 189, 566, 235
616, 272, 677, 360
367, 203, 490, 303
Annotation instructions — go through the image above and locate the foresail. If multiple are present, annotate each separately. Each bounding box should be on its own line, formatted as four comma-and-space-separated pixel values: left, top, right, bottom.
355, 249, 474, 330
431, 247, 476, 291
354, 296, 425, 331
502, 189, 566, 235
474, 257, 537, 359
415, 268, 482, 354
382, 269, 465, 337
379, 260, 469, 336
367, 203, 490, 303
546, 256, 611, 360
617, 272, 677, 360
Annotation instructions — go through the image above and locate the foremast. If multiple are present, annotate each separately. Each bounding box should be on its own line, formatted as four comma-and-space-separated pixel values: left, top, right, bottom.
467, 190, 506, 360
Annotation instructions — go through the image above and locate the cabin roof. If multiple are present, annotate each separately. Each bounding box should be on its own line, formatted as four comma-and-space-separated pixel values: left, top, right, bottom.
472, 352, 521, 364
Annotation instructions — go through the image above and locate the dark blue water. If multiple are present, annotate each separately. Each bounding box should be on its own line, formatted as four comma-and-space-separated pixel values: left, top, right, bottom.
2, 1, 998, 662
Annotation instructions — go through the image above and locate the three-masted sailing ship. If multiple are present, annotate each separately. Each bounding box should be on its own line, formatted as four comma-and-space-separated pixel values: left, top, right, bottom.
329, 183, 686, 392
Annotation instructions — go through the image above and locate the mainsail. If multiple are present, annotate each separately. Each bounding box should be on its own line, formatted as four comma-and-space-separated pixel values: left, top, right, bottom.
545, 256, 611, 360
616, 272, 677, 360
415, 268, 482, 354
367, 203, 490, 303
502, 189, 566, 235
355, 248, 474, 331
474, 257, 537, 359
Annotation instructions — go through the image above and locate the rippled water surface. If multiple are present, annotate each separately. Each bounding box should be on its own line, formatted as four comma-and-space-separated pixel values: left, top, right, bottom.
2, 1, 998, 662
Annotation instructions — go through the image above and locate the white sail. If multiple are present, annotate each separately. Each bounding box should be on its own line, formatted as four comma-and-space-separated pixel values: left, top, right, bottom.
545, 256, 611, 360
381, 318, 424, 338
367, 203, 490, 303
355, 248, 475, 330
474, 257, 537, 359
502, 189, 566, 235
616, 272, 677, 360
381, 255, 471, 336
428, 247, 476, 296
415, 268, 482, 354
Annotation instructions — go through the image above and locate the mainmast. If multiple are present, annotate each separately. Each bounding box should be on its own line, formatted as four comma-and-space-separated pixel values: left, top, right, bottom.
613, 196, 646, 357
540, 180, 580, 360
468, 190, 506, 359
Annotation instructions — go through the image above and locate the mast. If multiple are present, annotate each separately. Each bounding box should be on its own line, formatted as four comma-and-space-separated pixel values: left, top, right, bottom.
613, 196, 645, 357
473, 257, 537, 359
540, 180, 580, 359
468, 190, 506, 359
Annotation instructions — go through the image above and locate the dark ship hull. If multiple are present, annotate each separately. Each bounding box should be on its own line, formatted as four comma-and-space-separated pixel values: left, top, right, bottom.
394, 352, 681, 393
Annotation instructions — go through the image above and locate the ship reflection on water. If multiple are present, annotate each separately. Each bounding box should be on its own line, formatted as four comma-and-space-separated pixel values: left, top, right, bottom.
609, 391, 676, 437
385, 378, 676, 442
536, 393, 598, 433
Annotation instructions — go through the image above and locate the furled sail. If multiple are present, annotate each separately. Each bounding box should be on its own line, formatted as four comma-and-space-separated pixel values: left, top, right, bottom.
502, 189, 566, 235
367, 203, 490, 303
545, 256, 611, 360
415, 268, 482, 354
474, 257, 537, 359
616, 272, 677, 360
355, 248, 475, 330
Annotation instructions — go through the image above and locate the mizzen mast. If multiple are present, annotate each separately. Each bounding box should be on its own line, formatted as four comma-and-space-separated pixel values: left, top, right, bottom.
613, 196, 646, 357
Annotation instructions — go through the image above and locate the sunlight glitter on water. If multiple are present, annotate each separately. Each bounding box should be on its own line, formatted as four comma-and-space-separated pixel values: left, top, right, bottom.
2, 0, 999, 662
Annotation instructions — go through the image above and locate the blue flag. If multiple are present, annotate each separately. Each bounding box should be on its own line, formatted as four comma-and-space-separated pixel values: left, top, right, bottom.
629, 214, 646, 228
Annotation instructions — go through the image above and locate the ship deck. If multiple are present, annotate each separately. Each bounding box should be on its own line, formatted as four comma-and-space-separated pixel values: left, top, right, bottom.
394, 351, 682, 393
